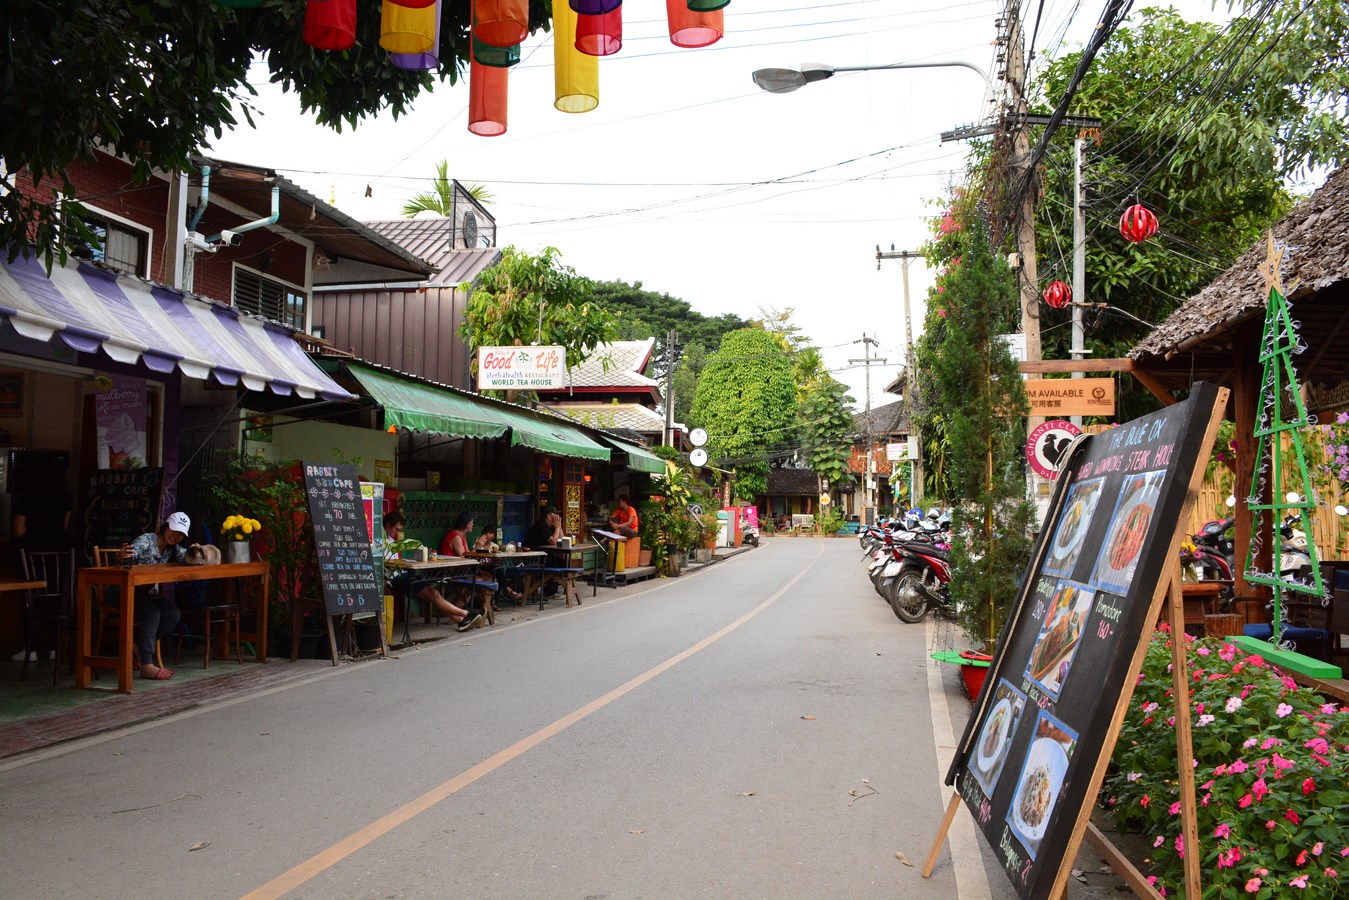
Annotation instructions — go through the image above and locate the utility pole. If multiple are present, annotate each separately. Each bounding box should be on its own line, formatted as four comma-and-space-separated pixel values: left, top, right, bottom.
1070, 134, 1087, 427
1004, 0, 1042, 369
876, 245, 924, 508
849, 333, 886, 523
663, 328, 677, 447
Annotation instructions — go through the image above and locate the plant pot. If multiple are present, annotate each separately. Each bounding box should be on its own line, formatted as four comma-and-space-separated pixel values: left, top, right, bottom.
958, 651, 993, 700
638, 549, 653, 567
223, 541, 251, 564
353, 621, 383, 652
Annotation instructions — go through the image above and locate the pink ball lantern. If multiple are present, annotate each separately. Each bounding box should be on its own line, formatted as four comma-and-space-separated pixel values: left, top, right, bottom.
1119, 203, 1159, 243
1043, 280, 1072, 309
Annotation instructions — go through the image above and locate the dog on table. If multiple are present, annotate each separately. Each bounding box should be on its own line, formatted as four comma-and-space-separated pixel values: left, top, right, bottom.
183, 543, 222, 566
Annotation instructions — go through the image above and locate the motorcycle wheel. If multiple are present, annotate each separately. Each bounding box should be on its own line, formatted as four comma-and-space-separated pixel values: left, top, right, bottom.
890, 568, 931, 623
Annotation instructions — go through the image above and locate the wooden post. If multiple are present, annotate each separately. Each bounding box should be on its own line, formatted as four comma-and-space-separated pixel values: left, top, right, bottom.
1165, 561, 1202, 897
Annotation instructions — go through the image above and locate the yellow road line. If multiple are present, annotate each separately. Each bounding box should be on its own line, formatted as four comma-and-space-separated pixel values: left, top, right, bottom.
242, 546, 820, 900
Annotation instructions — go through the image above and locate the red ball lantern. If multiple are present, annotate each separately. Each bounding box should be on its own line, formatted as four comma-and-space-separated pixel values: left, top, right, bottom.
1043, 280, 1072, 309
1119, 203, 1159, 243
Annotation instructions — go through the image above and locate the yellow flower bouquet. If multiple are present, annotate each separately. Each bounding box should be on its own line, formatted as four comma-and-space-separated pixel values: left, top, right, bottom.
220, 515, 262, 542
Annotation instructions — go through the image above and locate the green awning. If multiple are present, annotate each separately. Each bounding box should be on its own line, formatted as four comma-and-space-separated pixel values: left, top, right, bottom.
491, 406, 612, 461
349, 365, 508, 440
607, 438, 667, 474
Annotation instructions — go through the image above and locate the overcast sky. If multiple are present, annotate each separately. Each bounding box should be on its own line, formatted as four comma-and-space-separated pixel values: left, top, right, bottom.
213, 1, 1231, 412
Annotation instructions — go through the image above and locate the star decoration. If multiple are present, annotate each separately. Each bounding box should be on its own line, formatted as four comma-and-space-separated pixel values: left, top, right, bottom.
1256, 231, 1285, 297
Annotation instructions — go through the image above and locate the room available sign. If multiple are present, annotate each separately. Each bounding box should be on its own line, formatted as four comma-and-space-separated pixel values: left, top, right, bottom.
1024, 378, 1114, 416
477, 345, 567, 389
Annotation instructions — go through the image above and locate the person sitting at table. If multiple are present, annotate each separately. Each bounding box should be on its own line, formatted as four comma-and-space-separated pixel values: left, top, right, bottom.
473, 526, 500, 553
439, 511, 518, 607
608, 495, 640, 539
524, 507, 564, 549
385, 511, 482, 632
122, 511, 192, 680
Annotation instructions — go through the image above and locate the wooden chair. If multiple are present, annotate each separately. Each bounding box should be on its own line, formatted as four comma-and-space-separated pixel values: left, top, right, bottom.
92, 546, 127, 657
173, 574, 243, 669
19, 549, 76, 686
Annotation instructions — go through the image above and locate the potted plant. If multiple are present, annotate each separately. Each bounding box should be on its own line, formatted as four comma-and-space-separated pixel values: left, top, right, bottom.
218, 514, 262, 564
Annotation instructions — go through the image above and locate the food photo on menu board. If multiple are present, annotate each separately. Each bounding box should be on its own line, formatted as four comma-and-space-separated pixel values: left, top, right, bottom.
1090, 469, 1165, 594
1040, 476, 1105, 578
1024, 580, 1096, 699
971, 680, 1028, 796
1005, 712, 1077, 860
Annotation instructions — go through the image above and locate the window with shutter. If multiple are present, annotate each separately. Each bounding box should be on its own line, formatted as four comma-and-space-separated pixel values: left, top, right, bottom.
233, 268, 307, 331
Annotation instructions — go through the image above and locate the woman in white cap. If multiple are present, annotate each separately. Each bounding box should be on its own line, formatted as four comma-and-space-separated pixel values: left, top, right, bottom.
122, 511, 192, 680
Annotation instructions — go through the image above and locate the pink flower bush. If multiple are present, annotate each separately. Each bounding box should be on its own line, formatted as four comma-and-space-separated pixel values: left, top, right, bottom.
1107, 631, 1349, 898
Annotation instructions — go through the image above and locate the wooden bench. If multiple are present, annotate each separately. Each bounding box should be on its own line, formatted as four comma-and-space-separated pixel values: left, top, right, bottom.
512, 566, 581, 609
444, 577, 498, 626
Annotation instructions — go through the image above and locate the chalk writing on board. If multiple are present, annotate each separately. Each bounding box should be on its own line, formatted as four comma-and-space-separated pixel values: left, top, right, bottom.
303, 462, 382, 617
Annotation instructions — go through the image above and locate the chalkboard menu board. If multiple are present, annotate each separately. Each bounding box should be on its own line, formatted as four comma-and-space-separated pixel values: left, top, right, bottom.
947, 382, 1225, 899
81, 467, 164, 563
303, 462, 382, 617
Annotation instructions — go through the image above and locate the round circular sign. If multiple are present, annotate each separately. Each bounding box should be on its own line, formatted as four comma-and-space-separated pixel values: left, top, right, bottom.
689, 447, 709, 467
819, 492, 831, 505
689, 427, 708, 447
1026, 420, 1082, 479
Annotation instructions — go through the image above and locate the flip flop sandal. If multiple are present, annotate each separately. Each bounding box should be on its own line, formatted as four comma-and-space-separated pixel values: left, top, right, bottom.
141, 667, 174, 680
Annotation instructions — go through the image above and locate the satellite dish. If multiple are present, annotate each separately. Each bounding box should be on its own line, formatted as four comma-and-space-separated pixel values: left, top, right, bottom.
462, 211, 479, 248
689, 427, 708, 447
689, 448, 708, 467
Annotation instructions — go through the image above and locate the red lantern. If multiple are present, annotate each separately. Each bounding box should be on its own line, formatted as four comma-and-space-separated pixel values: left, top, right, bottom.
1119, 203, 1158, 243
1043, 280, 1072, 309
304, 0, 356, 51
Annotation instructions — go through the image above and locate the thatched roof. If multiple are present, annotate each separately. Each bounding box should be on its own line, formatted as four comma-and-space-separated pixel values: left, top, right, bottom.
1130, 166, 1349, 404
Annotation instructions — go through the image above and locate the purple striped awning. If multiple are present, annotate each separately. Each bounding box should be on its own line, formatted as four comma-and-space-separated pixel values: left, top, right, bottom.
0, 255, 355, 401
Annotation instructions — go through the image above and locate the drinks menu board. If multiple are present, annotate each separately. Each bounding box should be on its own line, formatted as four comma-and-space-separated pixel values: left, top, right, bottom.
303, 462, 382, 617
946, 382, 1225, 899
81, 467, 164, 564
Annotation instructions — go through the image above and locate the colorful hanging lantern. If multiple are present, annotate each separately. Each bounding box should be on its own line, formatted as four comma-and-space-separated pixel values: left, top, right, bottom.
576, 6, 622, 56
1043, 280, 1072, 309
304, 0, 357, 52
569, 0, 620, 13
1119, 203, 1159, 243
472, 34, 521, 67
553, 0, 599, 113
666, 0, 722, 48
385, 0, 435, 7
380, 0, 436, 54
391, 0, 442, 68
468, 57, 508, 136
685, 0, 729, 11
474, 0, 529, 48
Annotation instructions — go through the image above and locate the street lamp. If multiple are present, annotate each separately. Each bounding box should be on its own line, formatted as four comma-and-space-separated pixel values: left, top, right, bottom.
751, 60, 991, 96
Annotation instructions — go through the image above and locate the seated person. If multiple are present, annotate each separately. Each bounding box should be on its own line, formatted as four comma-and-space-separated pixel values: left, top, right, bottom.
122, 511, 193, 680
441, 512, 519, 604
473, 526, 500, 552
385, 511, 481, 632
524, 507, 564, 549
608, 494, 640, 539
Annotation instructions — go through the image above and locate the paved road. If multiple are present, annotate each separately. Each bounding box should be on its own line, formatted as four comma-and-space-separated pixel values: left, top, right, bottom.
0, 538, 1032, 898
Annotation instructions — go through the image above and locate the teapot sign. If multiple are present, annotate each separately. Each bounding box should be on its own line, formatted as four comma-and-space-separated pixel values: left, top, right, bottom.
477, 345, 567, 389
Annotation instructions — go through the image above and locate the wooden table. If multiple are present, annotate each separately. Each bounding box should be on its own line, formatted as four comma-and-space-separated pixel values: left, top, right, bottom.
465, 550, 546, 607
385, 556, 480, 640
75, 562, 270, 693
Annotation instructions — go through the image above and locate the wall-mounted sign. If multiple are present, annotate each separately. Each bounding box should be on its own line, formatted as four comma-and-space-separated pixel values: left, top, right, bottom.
689, 427, 708, 447
689, 448, 708, 467
1026, 420, 1082, 479
885, 442, 907, 461
1024, 378, 1115, 416
477, 345, 566, 390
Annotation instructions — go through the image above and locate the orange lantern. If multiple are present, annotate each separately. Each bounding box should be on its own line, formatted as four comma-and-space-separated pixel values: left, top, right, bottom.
380, 0, 436, 53
576, 7, 622, 56
469, 57, 508, 136
1119, 203, 1159, 243
474, 0, 528, 48
554, 0, 598, 112
304, 0, 357, 51
666, 0, 722, 48
1043, 280, 1072, 309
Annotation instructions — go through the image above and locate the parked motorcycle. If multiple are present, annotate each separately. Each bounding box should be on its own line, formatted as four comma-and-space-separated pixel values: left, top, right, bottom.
741, 519, 759, 547
888, 542, 954, 623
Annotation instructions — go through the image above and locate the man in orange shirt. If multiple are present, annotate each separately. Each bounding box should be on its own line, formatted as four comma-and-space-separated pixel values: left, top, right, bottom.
608, 494, 640, 538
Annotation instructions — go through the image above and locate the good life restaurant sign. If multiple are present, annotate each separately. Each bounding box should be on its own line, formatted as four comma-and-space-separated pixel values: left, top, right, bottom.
477, 345, 567, 390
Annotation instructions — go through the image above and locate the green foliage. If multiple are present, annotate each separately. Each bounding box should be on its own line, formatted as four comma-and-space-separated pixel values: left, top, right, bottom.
915, 204, 1033, 647
815, 506, 846, 535
1030, 4, 1348, 418
1107, 629, 1349, 898
401, 162, 492, 217
688, 328, 796, 501
671, 342, 707, 425
461, 246, 617, 393
801, 378, 857, 489
0, 0, 553, 265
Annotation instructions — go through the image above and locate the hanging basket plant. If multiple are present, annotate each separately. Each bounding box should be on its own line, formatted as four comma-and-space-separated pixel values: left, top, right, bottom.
1119, 203, 1159, 243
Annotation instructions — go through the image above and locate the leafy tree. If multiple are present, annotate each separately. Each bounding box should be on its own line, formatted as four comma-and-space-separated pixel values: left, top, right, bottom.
402, 161, 493, 217
915, 203, 1033, 650
1029, 3, 1348, 417
0, 0, 551, 263
589, 280, 750, 383
688, 329, 796, 500
460, 246, 617, 394
801, 378, 857, 489
670, 341, 707, 425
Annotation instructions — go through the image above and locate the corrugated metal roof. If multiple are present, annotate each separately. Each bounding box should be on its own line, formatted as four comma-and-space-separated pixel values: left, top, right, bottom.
853, 399, 909, 436
364, 220, 501, 284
